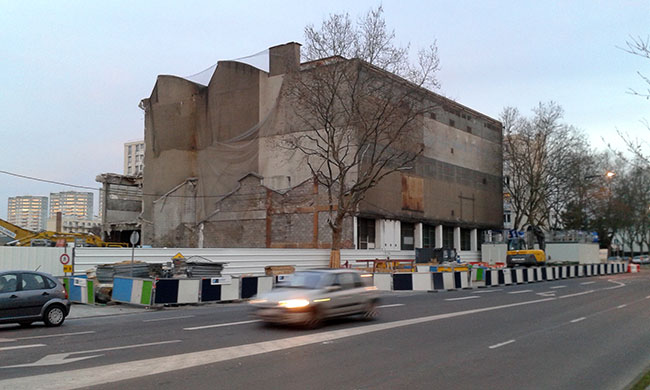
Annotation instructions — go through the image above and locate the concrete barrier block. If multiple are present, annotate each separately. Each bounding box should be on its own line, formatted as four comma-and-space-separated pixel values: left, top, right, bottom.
412, 273, 433, 291
373, 273, 392, 291
177, 279, 200, 304
455, 271, 469, 289
513, 268, 524, 284
525, 268, 535, 283
500, 269, 513, 285
485, 270, 499, 286
471, 268, 486, 288
221, 277, 241, 300
393, 273, 414, 291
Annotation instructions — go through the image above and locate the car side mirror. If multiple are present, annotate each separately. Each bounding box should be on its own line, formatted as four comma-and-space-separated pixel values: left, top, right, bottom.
325, 285, 342, 292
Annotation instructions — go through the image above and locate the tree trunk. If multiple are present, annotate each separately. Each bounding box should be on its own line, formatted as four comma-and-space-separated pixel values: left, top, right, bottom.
330, 225, 342, 268
329, 249, 341, 269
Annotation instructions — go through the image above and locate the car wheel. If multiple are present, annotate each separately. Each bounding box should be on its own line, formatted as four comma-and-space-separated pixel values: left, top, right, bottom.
43, 305, 66, 327
362, 300, 378, 321
304, 307, 323, 329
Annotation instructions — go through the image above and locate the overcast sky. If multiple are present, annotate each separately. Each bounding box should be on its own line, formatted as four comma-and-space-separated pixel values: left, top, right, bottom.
1, 0, 648, 219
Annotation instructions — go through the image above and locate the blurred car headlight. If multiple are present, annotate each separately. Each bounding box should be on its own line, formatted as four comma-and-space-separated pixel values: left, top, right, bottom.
278, 299, 310, 308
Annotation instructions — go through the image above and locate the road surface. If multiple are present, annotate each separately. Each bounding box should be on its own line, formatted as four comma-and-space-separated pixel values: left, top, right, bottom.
1, 271, 648, 389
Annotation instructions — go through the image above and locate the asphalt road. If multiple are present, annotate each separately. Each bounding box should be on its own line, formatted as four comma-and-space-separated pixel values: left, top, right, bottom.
1, 270, 649, 390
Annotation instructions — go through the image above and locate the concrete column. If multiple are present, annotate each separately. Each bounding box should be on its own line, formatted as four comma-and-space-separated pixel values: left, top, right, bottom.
377, 219, 399, 250
435, 225, 443, 249
394, 221, 401, 250
414, 223, 423, 249
375, 219, 384, 250
470, 228, 478, 252
353, 217, 358, 249
454, 227, 461, 252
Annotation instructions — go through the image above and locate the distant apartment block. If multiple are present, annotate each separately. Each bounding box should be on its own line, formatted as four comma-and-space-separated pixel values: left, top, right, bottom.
7, 196, 48, 231
124, 140, 145, 176
46, 216, 101, 234
50, 191, 94, 220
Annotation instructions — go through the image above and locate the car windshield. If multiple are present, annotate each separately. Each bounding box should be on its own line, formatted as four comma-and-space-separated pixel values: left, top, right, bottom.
284, 271, 334, 289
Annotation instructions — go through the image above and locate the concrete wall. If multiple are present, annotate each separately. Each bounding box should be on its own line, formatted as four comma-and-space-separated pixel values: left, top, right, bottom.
481, 243, 508, 264
3, 247, 415, 276
141, 42, 502, 248
0, 247, 68, 277
546, 243, 600, 264
202, 175, 353, 248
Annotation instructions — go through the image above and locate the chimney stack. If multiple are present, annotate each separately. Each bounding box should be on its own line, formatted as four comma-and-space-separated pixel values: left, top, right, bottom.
269, 42, 301, 76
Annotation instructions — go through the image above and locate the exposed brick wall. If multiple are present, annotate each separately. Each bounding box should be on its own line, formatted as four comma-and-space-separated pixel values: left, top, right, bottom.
202, 175, 355, 248
203, 219, 267, 248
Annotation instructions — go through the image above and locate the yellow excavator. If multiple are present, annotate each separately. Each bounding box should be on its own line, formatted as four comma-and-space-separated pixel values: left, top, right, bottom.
0, 218, 128, 247
506, 225, 547, 267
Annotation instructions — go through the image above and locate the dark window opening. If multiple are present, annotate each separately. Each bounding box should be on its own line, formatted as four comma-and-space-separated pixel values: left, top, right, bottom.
442, 226, 454, 249
423, 224, 436, 248
401, 222, 415, 250
357, 218, 376, 249
460, 229, 471, 251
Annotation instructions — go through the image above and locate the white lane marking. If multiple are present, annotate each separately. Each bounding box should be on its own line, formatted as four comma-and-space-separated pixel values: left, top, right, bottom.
489, 340, 515, 349
570, 317, 586, 323
646, 296, 650, 299
549, 286, 566, 289
143, 315, 195, 323
536, 292, 556, 297
3, 353, 101, 367
0, 297, 557, 389
472, 289, 502, 294
508, 290, 532, 294
184, 320, 260, 331
580, 281, 596, 285
559, 290, 595, 299
445, 296, 480, 301
16, 331, 96, 341
604, 280, 626, 290
0, 344, 46, 352
377, 304, 404, 309
2, 340, 182, 368
617, 304, 627, 309
0, 338, 16, 343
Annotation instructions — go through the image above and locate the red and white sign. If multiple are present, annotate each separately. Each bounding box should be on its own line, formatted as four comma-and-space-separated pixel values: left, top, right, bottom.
59, 253, 71, 265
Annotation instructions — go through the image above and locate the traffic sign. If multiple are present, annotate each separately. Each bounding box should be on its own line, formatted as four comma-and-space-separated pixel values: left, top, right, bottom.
130, 231, 140, 246
172, 253, 185, 260
59, 253, 71, 265
63, 265, 72, 273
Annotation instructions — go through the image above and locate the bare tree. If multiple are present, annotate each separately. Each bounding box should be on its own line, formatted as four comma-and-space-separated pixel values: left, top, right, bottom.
617, 35, 650, 167
622, 35, 650, 99
290, 6, 441, 266
502, 102, 593, 231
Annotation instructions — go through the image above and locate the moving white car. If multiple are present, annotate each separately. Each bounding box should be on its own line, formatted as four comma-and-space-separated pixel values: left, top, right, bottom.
250, 269, 379, 328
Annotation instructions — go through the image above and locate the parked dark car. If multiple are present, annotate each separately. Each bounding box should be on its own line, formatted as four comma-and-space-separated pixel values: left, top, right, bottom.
0, 271, 71, 327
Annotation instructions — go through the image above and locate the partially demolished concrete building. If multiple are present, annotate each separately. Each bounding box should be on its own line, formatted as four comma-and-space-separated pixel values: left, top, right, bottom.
140, 42, 503, 252
96, 173, 142, 243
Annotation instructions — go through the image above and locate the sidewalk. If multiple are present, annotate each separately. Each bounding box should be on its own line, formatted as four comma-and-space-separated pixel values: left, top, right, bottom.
67, 302, 155, 319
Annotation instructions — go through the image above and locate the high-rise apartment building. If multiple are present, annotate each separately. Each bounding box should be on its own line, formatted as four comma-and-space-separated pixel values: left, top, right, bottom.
124, 140, 145, 176
7, 196, 48, 231
50, 191, 94, 220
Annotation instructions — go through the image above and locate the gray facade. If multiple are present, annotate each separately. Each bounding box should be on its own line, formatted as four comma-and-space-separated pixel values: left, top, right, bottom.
140, 42, 503, 248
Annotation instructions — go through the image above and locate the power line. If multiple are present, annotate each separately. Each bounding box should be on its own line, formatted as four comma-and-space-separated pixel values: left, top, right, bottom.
1, 170, 98, 191
0, 169, 292, 199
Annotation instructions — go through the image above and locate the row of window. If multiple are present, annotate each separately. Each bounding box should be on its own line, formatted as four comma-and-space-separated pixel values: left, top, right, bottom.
357, 218, 479, 251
